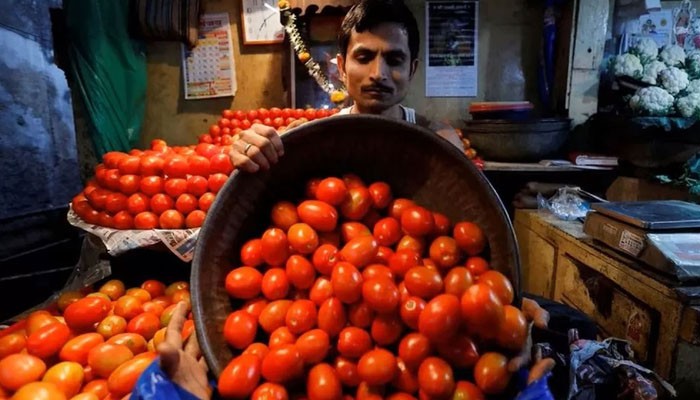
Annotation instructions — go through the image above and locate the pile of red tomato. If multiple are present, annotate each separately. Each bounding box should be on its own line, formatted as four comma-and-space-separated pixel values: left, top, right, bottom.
199, 107, 339, 145
218, 174, 525, 399
0, 279, 192, 400
72, 139, 234, 230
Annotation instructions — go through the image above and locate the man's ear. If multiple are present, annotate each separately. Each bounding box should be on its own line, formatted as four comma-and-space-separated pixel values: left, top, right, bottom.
409, 58, 419, 79
336, 53, 346, 81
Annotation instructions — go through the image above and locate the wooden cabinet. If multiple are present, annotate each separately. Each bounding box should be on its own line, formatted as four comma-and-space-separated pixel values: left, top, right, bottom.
514, 210, 700, 398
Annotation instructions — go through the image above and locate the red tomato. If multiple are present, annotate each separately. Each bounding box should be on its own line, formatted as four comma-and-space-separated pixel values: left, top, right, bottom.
139, 155, 164, 176
103, 151, 129, 168
208, 173, 228, 193
340, 186, 372, 221
252, 382, 289, 400
42, 361, 83, 397
164, 156, 189, 178
362, 264, 394, 281
337, 327, 372, 358
312, 244, 338, 276
315, 177, 348, 205
429, 236, 461, 269
175, 193, 198, 215
185, 175, 208, 197
368, 182, 392, 209
453, 381, 485, 400
261, 228, 290, 266
243, 342, 270, 360
296, 329, 330, 364
334, 356, 361, 387
106, 333, 148, 355
258, 300, 293, 333
159, 209, 185, 229
0, 353, 46, 391
262, 268, 290, 300
497, 305, 528, 351
87, 343, 133, 378
418, 294, 461, 342
103, 169, 121, 191
444, 267, 474, 298
418, 357, 455, 398
224, 311, 257, 350
210, 153, 234, 175
81, 379, 109, 399
307, 363, 342, 400
392, 358, 419, 393
288, 223, 319, 255
371, 313, 403, 346
59, 333, 104, 365
436, 334, 479, 368
240, 239, 263, 267
330, 262, 363, 304
261, 344, 304, 383
399, 296, 426, 330
270, 201, 299, 231
187, 155, 211, 177
340, 222, 371, 243
127, 193, 150, 215
432, 212, 451, 236
185, 210, 206, 228
141, 280, 166, 298
297, 200, 338, 232
362, 277, 400, 314
339, 236, 378, 267
9, 381, 65, 400
473, 352, 511, 394
309, 277, 334, 306
198, 192, 216, 212
126, 312, 160, 340
345, 302, 373, 329
0, 332, 26, 359
373, 246, 394, 265
104, 192, 127, 214
401, 206, 435, 237
317, 297, 346, 337
404, 267, 444, 300
453, 222, 486, 256
398, 333, 432, 371
117, 175, 140, 195
285, 299, 317, 335
64, 297, 111, 332
387, 394, 417, 400
106, 352, 156, 397
388, 198, 416, 220
26, 322, 71, 359
356, 382, 384, 400
286, 255, 316, 290
140, 176, 164, 197
357, 348, 397, 386
460, 284, 505, 338
164, 178, 188, 198
134, 211, 158, 229
113, 295, 144, 320
478, 270, 514, 306
373, 217, 401, 247
342, 174, 366, 188
388, 249, 421, 278
466, 256, 490, 276
225, 267, 262, 299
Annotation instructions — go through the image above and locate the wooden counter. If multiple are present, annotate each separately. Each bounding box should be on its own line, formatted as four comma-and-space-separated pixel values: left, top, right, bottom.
514, 210, 700, 398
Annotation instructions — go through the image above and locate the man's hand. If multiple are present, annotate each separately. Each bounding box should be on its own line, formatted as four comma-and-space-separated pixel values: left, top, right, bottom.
158, 302, 211, 400
508, 297, 554, 383
229, 124, 285, 173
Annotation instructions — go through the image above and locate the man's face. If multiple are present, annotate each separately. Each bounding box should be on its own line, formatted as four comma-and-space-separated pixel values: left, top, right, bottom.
337, 22, 418, 113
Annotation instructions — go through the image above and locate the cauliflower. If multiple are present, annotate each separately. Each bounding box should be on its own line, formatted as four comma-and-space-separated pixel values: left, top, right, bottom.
687, 51, 700, 79
612, 53, 643, 78
629, 37, 659, 64
687, 79, 700, 94
659, 67, 689, 94
660, 44, 686, 67
641, 60, 667, 84
676, 93, 700, 117
629, 87, 675, 116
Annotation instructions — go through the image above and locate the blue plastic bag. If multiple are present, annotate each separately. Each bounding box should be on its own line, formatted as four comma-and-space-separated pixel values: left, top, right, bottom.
130, 360, 202, 400
516, 373, 555, 400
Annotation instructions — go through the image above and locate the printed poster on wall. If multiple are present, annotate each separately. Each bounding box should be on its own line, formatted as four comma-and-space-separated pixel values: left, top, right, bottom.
425, 0, 478, 97
181, 13, 237, 100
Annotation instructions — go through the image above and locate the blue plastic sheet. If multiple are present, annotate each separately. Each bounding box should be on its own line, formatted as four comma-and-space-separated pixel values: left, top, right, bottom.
130, 360, 202, 400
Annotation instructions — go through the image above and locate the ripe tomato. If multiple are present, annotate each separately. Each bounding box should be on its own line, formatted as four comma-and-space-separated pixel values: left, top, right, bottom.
113, 295, 143, 320
187, 155, 211, 177
106, 352, 156, 397
307, 363, 342, 400
261, 344, 304, 383
297, 200, 338, 232
288, 223, 319, 254
208, 173, 228, 193
103, 151, 129, 168
315, 177, 348, 206
392, 358, 419, 393
453, 381, 485, 400
164, 178, 188, 198
356, 382, 384, 400
117, 156, 140, 175
262, 268, 290, 300
139, 155, 164, 176
196, 192, 215, 213
453, 222, 486, 256
133, 211, 159, 229
432, 212, 451, 236
365, 182, 392, 209
96, 315, 127, 339
460, 284, 505, 338
185, 175, 208, 197
159, 209, 185, 229
106, 333, 148, 355
296, 329, 329, 364
224, 311, 257, 349
126, 312, 160, 340
334, 356, 361, 387
340, 222, 371, 243
339, 236, 378, 267
399, 296, 426, 330
418, 357, 455, 398
466, 256, 489, 276
429, 236, 460, 269
164, 156, 189, 178
473, 352, 511, 394
340, 186, 372, 221
258, 300, 293, 333
389, 198, 416, 220
362, 277, 400, 314
418, 294, 461, 343
337, 327, 372, 358
309, 277, 333, 306
126, 193, 150, 215
261, 228, 290, 266
226, 267, 263, 300
444, 267, 474, 298
243, 342, 269, 360
141, 280, 166, 299
218, 354, 262, 399
478, 270, 514, 306
371, 313, 403, 346
285, 255, 316, 290
104, 192, 128, 214
269, 326, 296, 349
64, 297, 111, 332
358, 348, 397, 386
271, 201, 299, 231
42, 361, 83, 397
59, 333, 104, 365
285, 299, 317, 335
330, 262, 362, 304
388, 249, 421, 278
185, 209, 206, 228
9, 381, 65, 400
373, 217, 401, 247
140, 176, 164, 197
117, 175, 140, 195
401, 206, 435, 237
404, 267, 444, 300
398, 333, 432, 371
252, 382, 289, 400
175, 193, 198, 215
317, 297, 346, 337
209, 153, 234, 175
347, 302, 374, 328
497, 305, 527, 351
362, 264, 394, 281
25, 323, 71, 360
0, 332, 26, 359
88, 343, 134, 378
0, 353, 46, 390
312, 244, 338, 276
436, 334, 479, 368
103, 169, 121, 191
150, 194, 174, 215
81, 379, 109, 399
387, 394, 417, 400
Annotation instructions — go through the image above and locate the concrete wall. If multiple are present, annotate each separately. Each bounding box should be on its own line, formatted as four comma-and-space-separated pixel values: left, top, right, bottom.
142, 0, 544, 146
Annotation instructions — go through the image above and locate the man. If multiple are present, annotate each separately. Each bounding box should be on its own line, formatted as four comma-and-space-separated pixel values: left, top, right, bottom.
230, 0, 462, 172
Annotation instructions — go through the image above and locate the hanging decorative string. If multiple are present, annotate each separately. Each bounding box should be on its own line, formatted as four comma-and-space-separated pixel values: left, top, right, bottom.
279, 0, 347, 105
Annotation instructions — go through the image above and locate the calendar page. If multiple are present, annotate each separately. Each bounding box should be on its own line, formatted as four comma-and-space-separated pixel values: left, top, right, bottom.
181, 13, 237, 99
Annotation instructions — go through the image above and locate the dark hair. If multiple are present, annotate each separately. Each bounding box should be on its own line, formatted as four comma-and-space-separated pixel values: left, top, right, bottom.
338, 0, 420, 61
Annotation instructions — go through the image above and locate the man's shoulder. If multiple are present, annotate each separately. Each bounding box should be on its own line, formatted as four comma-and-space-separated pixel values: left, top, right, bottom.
414, 112, 463, 149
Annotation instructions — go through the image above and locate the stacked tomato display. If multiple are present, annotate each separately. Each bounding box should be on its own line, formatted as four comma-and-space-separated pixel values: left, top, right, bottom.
72, 140, 235, 230
198, 107, 339, 145
0, 279, 192, 399
217, 175, 525, 399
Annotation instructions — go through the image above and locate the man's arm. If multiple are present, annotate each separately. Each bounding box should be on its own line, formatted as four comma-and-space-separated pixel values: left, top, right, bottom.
416, 114, 464, 150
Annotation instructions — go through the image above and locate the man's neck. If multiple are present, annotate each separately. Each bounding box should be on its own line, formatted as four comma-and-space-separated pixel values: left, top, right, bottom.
350, 103, 404, 120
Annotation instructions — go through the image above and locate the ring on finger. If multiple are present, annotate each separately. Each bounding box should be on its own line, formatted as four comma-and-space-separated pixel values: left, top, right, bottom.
243, 142, 253, 155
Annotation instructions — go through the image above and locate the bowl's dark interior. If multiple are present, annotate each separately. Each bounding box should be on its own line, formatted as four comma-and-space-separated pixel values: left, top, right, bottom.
191, 115, 521, 377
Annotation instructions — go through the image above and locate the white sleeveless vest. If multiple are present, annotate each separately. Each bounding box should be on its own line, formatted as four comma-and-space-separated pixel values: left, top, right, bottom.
337, 105, 417, 124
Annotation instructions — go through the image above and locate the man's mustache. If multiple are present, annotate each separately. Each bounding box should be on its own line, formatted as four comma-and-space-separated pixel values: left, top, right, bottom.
362, 84, 392, 93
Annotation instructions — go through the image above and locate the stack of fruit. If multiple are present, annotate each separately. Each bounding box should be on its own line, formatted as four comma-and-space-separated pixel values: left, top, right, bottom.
198, 107, 340, 145
0, 279, 192, 399
216, 174, 524, 399
72, 140, 234, 230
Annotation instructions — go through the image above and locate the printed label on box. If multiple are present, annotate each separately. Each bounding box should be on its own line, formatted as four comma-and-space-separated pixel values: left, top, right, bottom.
619, 230, 645, 257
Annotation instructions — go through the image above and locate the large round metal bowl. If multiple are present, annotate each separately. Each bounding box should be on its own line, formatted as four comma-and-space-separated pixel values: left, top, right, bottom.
191, 114, 521, 377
